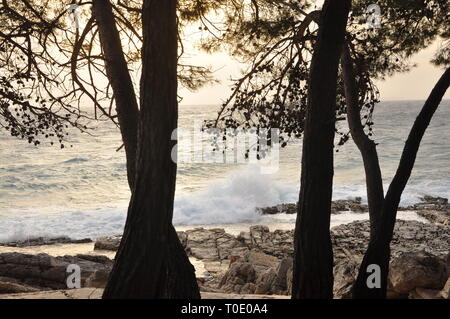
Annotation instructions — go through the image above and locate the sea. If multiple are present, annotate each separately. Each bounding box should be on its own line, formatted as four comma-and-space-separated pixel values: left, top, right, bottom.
0, 100, 449, 242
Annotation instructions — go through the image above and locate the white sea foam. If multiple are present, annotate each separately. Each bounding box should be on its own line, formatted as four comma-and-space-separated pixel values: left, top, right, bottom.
173, 165, 297, 226
0, 165, 437, 242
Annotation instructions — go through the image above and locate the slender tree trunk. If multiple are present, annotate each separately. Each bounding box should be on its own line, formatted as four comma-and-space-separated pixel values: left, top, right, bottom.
102, 0, 200, 299
341, 44, 384, 237
292, 0, 351, 299
92, 0, 139, 190
353, 67, 450, 299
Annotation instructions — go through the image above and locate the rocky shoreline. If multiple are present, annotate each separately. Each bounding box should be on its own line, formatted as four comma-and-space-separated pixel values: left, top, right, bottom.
0, 196, 449, 299
0, 219, 448, 299
258, 195, 450, 227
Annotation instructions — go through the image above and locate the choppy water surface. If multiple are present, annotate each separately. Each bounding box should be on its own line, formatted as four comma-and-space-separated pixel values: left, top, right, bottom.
0, 100, 448, 241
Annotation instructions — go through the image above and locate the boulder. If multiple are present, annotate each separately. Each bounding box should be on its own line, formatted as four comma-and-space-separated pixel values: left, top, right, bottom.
333, 258, 360, 299
254, 268, 277, 295
0, 252, 112, 291
219, 262, 257, 293
217, 251, 292, 295
94, 236, 121, 251
238, 227, 294, 259
256, 204, 297, 215
216, 233, 249, 260
249, 226, 271, 246
84, 268, 110, 288
185, 228, 247, 261
186, 228, 221, 261
272, 257, 293, 294
389, 251, 448, 294
203, 261, 228, 274
245, 251, 279, 270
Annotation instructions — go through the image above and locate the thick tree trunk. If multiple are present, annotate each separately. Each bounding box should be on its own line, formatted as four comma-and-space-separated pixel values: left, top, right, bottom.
92, 0, 139, 190
341, 44, 384, 237
292, 0, 351, 299
353, 67, 450, 299
102, 0, 200, 299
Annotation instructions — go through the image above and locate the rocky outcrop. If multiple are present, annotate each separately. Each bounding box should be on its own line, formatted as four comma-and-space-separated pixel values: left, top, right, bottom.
331, 220, 450, 299
331, 198, 368, 213
256, 204, 297, 215
0, 253, 112, 293
416, 210, 449, 226
259, 196, 450, 216
215, 220, 450, 298
396, 196, 450, 227
90, 219, 450, 298
237, 226, 294, 259
258, 196, 450, 228
331, 220, 450, 263
257, 198, 369, 215
402, 195, 450, 211
178, 219, 448, 266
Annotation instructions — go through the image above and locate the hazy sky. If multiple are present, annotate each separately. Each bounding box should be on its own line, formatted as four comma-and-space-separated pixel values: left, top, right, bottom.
179, 40, 449, 106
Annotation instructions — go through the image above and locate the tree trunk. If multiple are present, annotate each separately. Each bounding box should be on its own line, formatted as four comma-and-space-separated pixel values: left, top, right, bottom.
353, 67, 450, 299
341, 44, 384, 237
92, 0, 139, 190
292, 0, 351, 299
102, 0, 200, 299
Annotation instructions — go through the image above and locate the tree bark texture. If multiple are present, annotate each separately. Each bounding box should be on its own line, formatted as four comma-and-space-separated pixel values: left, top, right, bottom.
292, 0, 351, 299
102, 0, 200, 299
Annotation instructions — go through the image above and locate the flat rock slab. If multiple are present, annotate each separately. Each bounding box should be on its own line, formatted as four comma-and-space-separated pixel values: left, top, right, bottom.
0, 288, 289, 299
